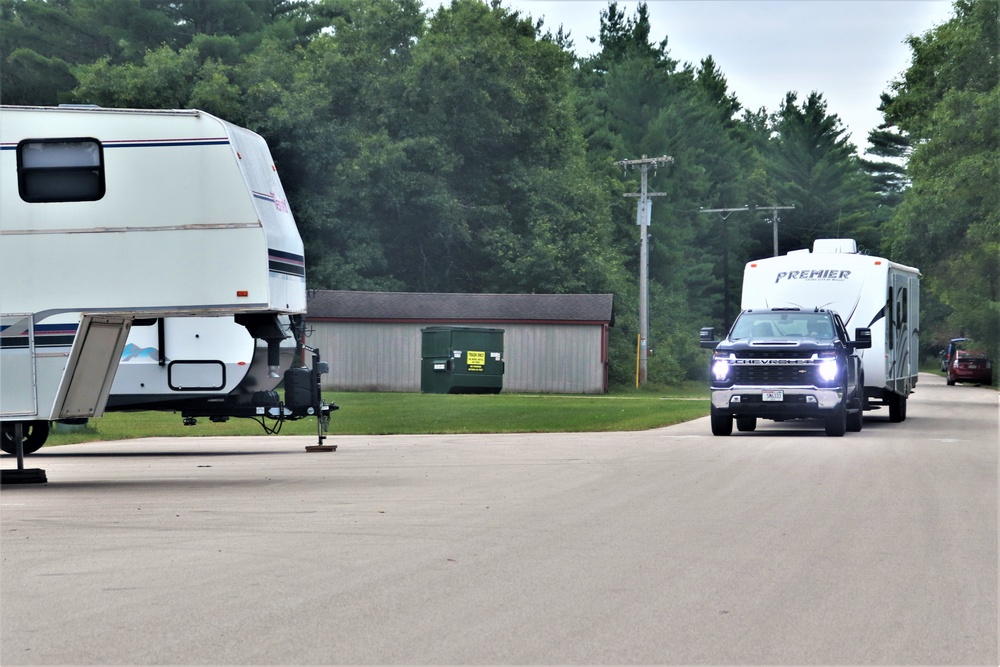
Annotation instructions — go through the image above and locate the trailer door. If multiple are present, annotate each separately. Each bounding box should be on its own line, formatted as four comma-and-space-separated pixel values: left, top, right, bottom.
887, 270, 915, 395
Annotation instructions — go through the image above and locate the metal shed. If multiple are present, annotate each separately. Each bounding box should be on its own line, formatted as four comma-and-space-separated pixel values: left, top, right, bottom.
306, 291, 614, 394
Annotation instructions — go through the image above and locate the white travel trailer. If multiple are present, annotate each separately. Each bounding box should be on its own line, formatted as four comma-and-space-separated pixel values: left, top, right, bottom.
1, 105, 321, 471
741, 239, 920, 421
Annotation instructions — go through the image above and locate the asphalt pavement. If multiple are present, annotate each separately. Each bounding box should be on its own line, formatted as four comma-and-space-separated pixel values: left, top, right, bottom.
1, 373, 996, 664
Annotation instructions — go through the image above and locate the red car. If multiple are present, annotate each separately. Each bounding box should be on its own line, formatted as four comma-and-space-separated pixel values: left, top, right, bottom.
945, 338, 993, 386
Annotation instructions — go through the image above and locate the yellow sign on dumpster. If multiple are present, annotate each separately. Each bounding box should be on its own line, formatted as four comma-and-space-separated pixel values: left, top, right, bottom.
467, 350, 485, 370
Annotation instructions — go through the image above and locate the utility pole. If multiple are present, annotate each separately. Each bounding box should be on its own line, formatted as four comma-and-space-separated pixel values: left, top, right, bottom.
619, 154, 673, 386
699, 207, 749, 329
756, 205, 795, 257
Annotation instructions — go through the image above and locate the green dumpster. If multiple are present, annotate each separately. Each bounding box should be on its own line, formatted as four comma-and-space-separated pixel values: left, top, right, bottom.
421, 326, 504, 394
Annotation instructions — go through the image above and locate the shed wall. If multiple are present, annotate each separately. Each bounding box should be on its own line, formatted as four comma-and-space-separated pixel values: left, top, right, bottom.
308, 321, 607, 394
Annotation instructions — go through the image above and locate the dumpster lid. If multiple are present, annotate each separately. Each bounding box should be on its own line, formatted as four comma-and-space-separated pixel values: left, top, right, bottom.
421, 326, 505, 333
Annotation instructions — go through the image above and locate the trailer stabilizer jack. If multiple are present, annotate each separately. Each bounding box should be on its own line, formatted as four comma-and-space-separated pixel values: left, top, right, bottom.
1, 424, 47, 485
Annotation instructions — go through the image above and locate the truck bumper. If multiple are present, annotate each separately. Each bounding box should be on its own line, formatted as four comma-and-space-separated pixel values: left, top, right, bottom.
710, 386, 844, 419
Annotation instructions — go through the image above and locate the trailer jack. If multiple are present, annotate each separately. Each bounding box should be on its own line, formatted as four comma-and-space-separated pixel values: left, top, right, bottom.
177, 348, 337, 449
0, 423, 47, 485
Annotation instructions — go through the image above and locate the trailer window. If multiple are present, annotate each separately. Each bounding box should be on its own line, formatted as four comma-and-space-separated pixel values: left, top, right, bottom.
17, 138, 105, 203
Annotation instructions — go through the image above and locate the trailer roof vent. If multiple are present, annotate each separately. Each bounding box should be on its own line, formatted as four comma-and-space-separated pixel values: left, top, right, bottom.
812, 239, 857, 254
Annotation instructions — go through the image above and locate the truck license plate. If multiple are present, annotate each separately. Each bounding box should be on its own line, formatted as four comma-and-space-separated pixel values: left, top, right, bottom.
762, 390, 784, 402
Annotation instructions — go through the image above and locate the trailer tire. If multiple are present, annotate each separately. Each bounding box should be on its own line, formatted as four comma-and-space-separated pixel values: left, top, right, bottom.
1, 421, 49, 456
736, 417, 757, 432
710, 408, 733, 436
888, 393, 907, 423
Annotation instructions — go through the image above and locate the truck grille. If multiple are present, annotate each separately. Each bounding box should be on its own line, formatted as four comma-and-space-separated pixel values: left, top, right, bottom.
733, 366, 814, 386
731, 349, 818, 386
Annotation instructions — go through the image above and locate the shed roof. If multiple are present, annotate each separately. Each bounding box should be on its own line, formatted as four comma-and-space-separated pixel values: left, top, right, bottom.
307, 291, 614, 325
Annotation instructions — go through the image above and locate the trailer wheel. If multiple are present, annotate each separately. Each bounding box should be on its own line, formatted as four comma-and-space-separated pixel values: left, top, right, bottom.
736, 417, 757, 432
1, 421, 50, 456
888, 393, 907, 423
825, 405, 847, 437
710, 408, 733, 436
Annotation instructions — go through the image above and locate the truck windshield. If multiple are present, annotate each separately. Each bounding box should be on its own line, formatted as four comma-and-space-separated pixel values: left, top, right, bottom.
731, 312, 835, 340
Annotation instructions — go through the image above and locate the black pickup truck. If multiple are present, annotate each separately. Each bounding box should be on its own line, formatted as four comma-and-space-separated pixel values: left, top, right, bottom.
700, 308, 871, 437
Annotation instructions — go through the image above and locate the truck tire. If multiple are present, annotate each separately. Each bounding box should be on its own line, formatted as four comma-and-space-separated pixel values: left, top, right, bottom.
825, 405, 847, 437
847, 408, 863, 432
1, 421, 49, 455
710, 408, 733, 436
847, 391, 864, 432
736, 417, 757, 432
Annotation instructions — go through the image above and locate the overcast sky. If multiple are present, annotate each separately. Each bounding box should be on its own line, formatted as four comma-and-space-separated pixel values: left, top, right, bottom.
436, 1, 956, 153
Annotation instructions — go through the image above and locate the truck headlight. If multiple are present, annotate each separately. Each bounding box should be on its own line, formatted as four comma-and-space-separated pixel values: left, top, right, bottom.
818, 358, 839, 382
712, 352, 734, 382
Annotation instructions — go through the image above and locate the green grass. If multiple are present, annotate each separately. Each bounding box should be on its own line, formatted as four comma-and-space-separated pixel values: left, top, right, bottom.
44, 382, 711, 447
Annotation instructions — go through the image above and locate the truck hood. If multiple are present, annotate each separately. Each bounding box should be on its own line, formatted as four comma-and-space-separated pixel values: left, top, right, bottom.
716, 339, 840, 353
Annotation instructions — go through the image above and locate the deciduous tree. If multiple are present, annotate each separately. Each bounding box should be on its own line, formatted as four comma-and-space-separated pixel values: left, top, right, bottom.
881, 0, 999, 359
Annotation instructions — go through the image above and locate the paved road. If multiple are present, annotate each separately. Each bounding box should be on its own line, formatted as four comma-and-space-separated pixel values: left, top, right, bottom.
1, 373, 996, 665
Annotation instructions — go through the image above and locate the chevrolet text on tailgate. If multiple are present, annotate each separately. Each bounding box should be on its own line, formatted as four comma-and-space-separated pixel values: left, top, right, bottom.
699, 308, 872, 437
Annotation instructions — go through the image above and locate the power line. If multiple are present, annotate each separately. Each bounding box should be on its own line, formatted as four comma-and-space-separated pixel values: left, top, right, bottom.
700, 207, 749, 328
698, 204, 794, 326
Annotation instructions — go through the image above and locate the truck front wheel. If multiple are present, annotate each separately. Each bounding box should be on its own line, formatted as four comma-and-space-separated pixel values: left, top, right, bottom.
710, 407, 733, 436
736, 417, 757, 432
825, 405, 847, 437
847, 408, 863, 432
847, 392, 864, 432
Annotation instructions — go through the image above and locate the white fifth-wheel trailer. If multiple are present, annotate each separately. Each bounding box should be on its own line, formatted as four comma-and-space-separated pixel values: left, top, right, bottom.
741, 239, 920, 422
104, 313, 333, 436
1, 105, 330, 470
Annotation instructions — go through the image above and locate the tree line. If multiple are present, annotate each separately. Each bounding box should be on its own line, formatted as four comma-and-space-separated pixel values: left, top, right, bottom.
3, 0, 995, 383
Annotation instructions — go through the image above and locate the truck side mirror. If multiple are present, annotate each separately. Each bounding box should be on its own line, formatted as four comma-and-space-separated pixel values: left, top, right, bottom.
853, 327, 872, 350
699, 327, 718, 349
